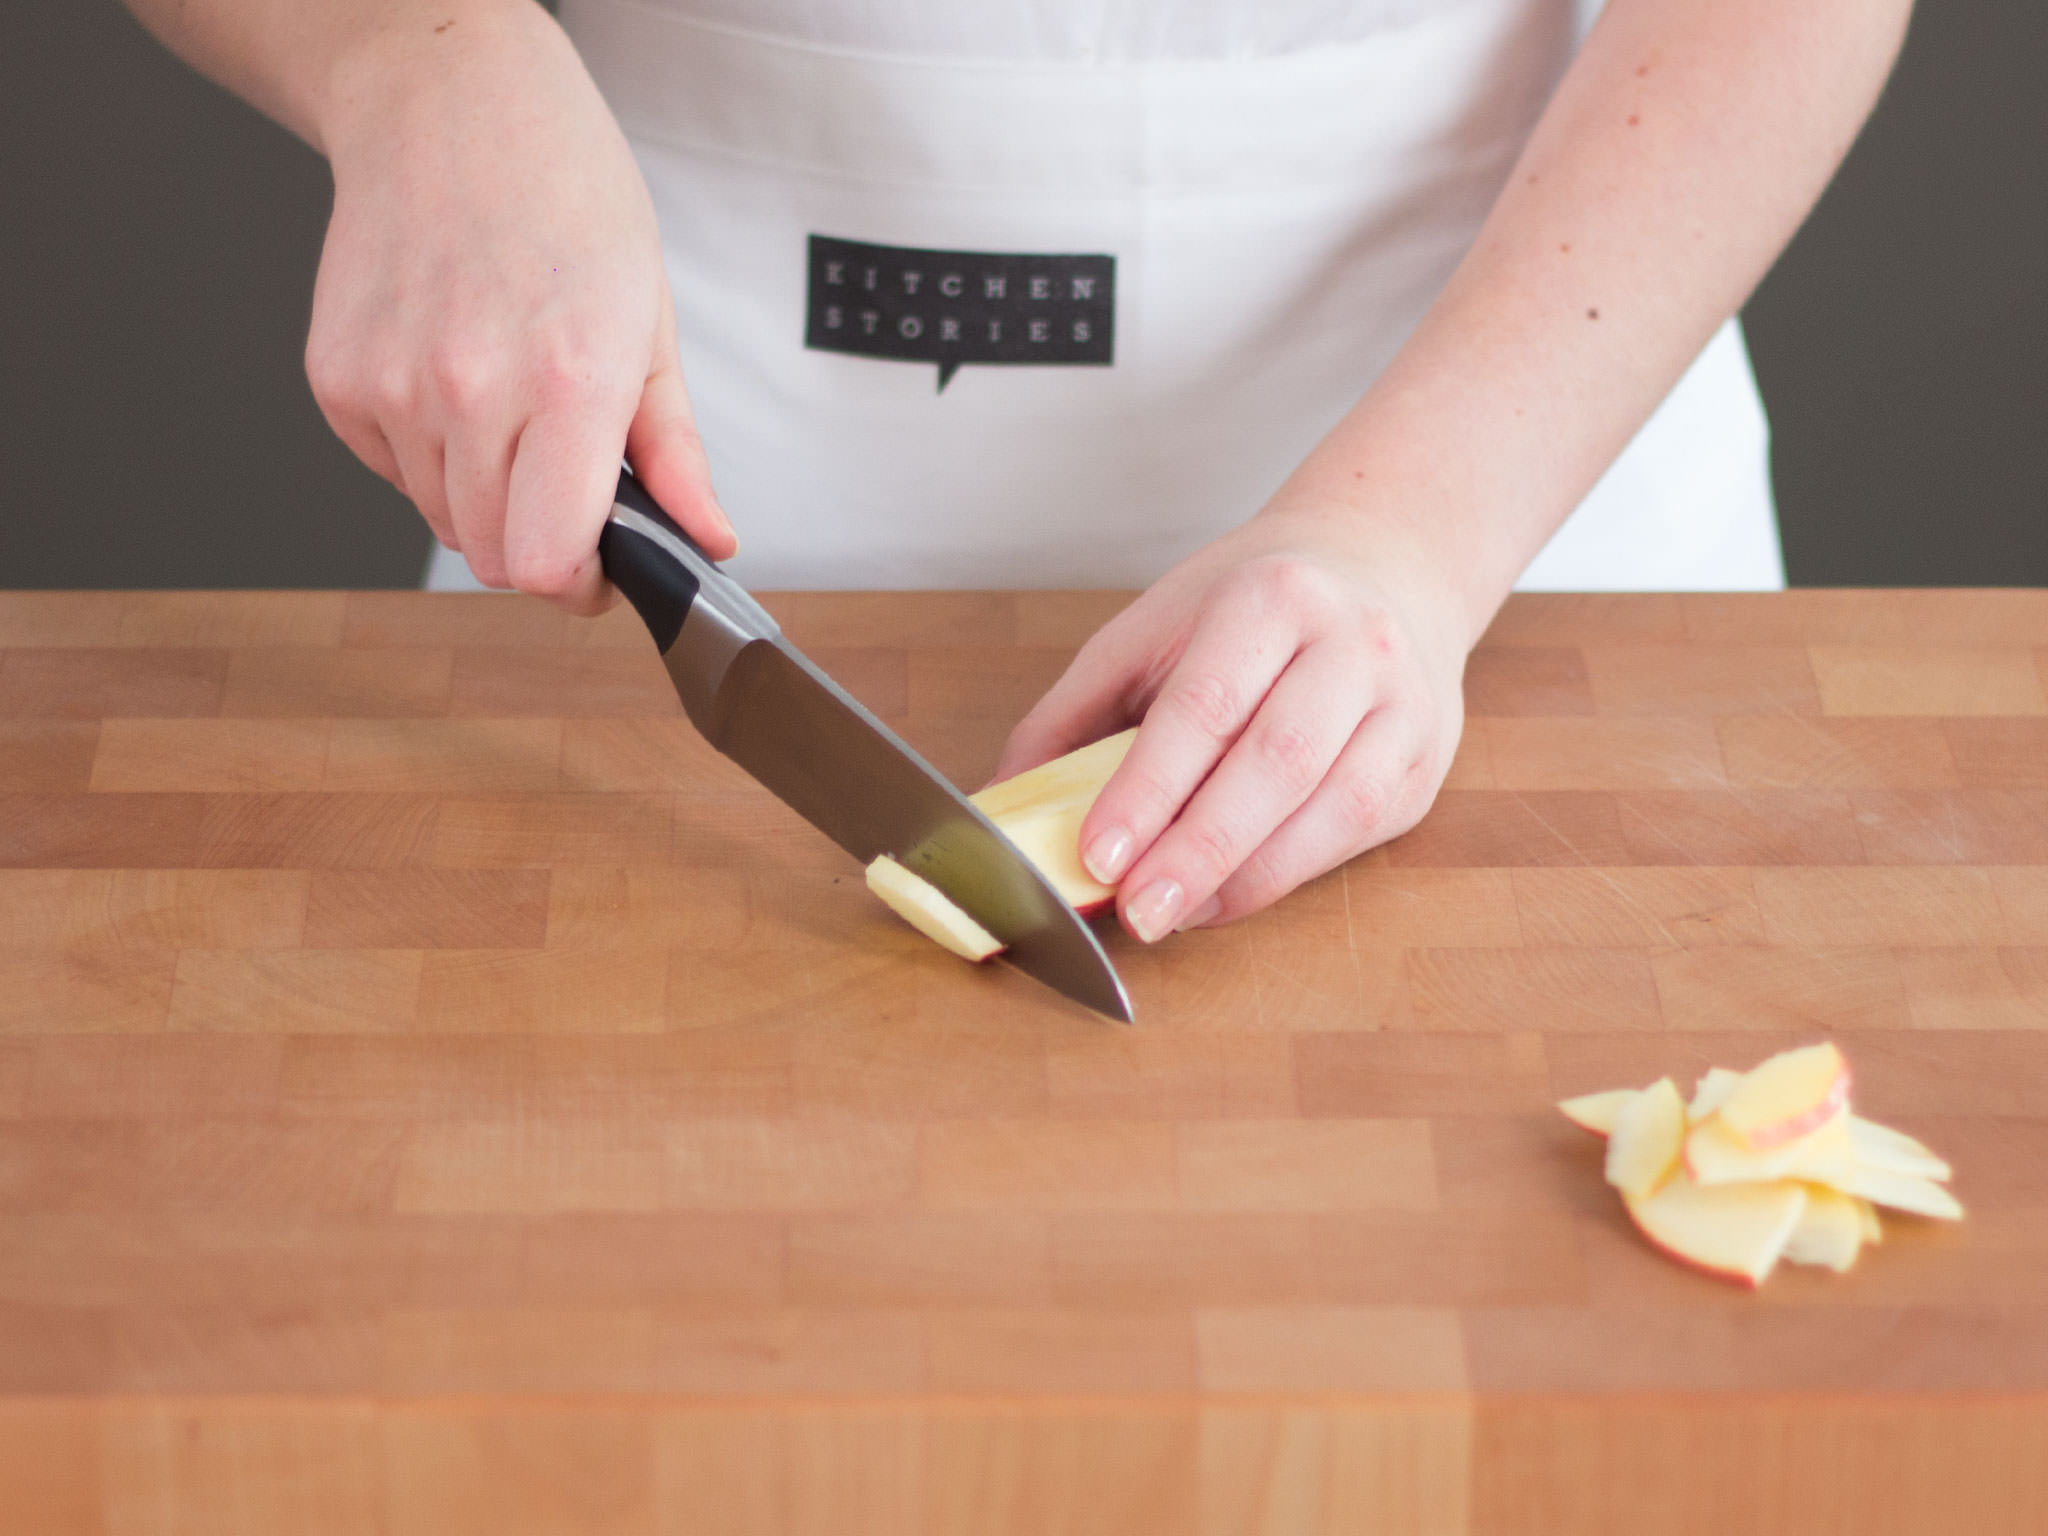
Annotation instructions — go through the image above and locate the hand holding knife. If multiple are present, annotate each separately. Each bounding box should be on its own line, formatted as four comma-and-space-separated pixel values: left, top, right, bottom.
598, 471, 1133, 1021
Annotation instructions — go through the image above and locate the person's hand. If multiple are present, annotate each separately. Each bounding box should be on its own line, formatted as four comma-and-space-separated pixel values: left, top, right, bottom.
304, 5, 733, 610
994, 510, 1474, 941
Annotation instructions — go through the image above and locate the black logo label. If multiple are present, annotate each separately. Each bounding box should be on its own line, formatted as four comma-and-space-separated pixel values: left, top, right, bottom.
805, 234, 1115, 392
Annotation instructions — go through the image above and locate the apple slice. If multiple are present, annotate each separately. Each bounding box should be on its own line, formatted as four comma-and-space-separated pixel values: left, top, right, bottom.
1687, 1067, 1743, 1124
865, 855, 1002, 961
1685, 1110, 1854, 1187
1776, 1124, 1953, 1197
1559, 1087, 1638, 1137
1605, 1077, 1686, 1198
1794, 1138, 1949, 1196
1783, 1184, 1866, 1273
1827, 1166, 1963, 1221
1623, 1170, 1808, 1288
865, 729, 1136, 957
1717, 1042, 1851, 1151
1555, 1048, 1957, 1286
1847, 1116, 1952, 1181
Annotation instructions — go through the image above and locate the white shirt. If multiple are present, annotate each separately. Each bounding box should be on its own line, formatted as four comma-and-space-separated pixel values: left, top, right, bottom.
646, 0, 1452, 62
426, 0, 1780, 591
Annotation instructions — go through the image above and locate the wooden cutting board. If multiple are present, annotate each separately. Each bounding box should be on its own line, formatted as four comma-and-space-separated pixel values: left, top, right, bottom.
1, 588, 2044, 1534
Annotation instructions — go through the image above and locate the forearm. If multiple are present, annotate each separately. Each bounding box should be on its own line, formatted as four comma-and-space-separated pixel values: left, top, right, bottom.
119, 0, 556, 153
1280, 0, 1914, 646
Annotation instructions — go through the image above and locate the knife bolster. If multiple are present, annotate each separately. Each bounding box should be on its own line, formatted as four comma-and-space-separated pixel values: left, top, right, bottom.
662, 601, 755, 736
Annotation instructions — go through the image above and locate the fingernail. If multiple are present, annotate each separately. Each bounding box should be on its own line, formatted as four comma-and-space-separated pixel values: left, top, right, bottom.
1126, 879, 1183, 944
1175, 896, 1222, 933
1084, 826, 1134, 884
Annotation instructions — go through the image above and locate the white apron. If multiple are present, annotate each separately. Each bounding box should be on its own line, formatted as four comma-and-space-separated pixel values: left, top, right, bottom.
427, 0, 1781, 592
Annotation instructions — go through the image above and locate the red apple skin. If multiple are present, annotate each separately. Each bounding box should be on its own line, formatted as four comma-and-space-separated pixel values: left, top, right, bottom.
1737, 1068, 1853, 1151
983, 892, 1112, 957
960, 893, 1112, 961
1646, 1233, 1764, 1290
1623, 1198, 1766, 1289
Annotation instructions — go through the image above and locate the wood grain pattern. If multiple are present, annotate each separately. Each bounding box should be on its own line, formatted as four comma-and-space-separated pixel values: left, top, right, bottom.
2, 589, 2046, 1532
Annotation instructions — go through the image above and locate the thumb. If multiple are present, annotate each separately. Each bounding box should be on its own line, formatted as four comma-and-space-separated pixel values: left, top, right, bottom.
625, 302, 737, 560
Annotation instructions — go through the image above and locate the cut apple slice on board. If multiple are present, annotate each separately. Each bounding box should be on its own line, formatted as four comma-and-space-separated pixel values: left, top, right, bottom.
1685, 1111, 1854, 1187
1606, 1078, 1686, 1198
1688, 1067, 1743, 1123
865, 855, 1001, 961
1847, 1116, 1952, 1181
1783, 1184, 1867, 1273
1559, 1087, 1638, 1137
1560, 1043, 1957, 1285
866, 729, 1136, 960
1623, 1171, 1808, 1289
1717, 1042, 1851, 1151
1827, 1166, 1964, 1221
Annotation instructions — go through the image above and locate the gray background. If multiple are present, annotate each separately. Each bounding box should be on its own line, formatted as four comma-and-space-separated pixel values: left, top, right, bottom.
2, 1, 2042, 590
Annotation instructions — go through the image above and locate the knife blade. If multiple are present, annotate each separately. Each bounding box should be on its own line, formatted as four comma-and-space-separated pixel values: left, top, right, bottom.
597, 470, 1133, 1022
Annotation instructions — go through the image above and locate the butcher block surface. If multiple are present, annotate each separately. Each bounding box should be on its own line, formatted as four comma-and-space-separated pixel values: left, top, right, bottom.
2, 588, 2046, 1533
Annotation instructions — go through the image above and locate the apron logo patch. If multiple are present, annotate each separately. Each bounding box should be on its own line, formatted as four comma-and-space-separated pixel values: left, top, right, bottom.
805, 235, 1115, 392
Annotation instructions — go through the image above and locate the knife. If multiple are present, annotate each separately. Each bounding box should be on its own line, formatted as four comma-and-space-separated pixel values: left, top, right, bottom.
597, 470, 1134, 1022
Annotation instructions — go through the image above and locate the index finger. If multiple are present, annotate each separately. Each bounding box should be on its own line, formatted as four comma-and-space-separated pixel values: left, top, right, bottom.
1077, 601, 1296, 888
1114, 638, 1373, 939
500, 383, 639, 617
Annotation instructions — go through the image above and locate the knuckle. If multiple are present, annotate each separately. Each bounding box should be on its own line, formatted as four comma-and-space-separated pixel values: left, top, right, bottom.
1376, 757, 1436, 842
1109, 766, 1183, 832
1162, 670, 1244, 742
1333, 771, 1394, 838
1349, 606, 1402, 661
303, 340, 350, 407
1230, 554, 1339, 624
529, 343, 603, 408
1176, 815, 1243, 884
1251, 718, 1325, 797
1253, 555, 1333, 612
505, 545, 583, 597
429, 346, 496, 415
661, 411, 708, 458
368, 363, 418, 417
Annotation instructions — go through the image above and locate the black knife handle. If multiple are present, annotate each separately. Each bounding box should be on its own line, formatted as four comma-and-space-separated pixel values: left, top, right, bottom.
598, 471, 705, 654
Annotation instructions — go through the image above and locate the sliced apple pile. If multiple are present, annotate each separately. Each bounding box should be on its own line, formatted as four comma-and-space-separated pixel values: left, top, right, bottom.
865, 728, 1136, 961
1559, 1042, 1960, 1287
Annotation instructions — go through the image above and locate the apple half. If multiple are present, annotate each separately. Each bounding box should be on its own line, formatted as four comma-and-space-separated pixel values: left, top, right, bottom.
865, 728, 1136, 960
